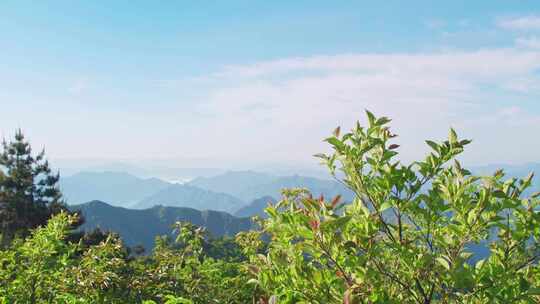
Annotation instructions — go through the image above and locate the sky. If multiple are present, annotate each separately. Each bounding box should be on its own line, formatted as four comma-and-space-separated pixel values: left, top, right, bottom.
2, 1, 540, 169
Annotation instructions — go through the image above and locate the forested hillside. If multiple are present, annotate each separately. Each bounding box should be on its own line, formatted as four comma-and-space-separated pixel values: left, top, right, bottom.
71, 200, 253, 250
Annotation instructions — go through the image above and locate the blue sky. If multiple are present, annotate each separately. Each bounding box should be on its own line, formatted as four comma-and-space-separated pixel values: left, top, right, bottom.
2, 1, 540, 168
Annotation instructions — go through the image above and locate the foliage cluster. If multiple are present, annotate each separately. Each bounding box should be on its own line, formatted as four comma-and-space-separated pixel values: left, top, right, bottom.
0, 212, 255, 303
0, 130, 74, 246
241, 112, 540, 303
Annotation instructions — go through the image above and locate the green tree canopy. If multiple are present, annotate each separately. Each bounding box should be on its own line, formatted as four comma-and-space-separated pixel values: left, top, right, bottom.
0, 129, 70, 244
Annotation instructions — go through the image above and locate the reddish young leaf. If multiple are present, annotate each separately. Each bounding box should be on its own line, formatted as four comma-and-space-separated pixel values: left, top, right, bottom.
331, 195, 342, 208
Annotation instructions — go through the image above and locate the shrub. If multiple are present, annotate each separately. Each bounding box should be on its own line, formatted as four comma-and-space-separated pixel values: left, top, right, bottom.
243, 111, 540, 303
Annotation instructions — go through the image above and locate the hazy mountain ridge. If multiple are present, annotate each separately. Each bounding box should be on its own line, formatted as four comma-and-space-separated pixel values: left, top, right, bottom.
62, 170, 355, 215
70, 200, 253, 251
188, 171, 276, 199
234, 196, 277, 218
55, 164, 540, 263
133, 183, 245, 213
239, 175, 355, 202
60, 171, 171, 207
57, 160, 226, 181
189, 171, 355, 203
61, 164, 540, 216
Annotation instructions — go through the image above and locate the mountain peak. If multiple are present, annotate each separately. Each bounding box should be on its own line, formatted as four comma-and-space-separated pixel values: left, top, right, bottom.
83, 200, 112, 207
133, 183, 244, 212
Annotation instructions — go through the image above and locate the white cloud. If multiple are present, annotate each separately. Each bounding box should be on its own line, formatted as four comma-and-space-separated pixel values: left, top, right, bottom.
181, 49, 540, 165
498, 16, 540, 31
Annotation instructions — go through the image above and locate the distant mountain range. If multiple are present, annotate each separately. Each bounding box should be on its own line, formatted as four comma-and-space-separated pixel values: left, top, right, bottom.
133, 184, 245, 213
188, 171, 355, 203
60, 172, 170, 207
61, 163, 540, 220
70, 200, 253, 251
63, 163, 540, 258
188, 171, 276, 200
57, 161, 226, 181
61, 170, 355, 216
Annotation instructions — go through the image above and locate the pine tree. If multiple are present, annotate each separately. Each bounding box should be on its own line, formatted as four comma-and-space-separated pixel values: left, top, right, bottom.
0, 130, 71, 244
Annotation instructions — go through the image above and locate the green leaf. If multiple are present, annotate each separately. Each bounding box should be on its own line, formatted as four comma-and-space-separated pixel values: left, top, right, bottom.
376, 116, 391, 126
519, 277, 530, 292
425, 140, 439, 153
459, 251, 473, 261
437, 257, 450, 270
366, 110, 376, 126
459, 139, 472, 146
313, 153, 328, 160
522, 172, 534, 189
379, 201, 393, 212
492, 190, 506, 198
475, 259, 485, 271
325, 137, 345, 151
449, 128, 458, 145
320, 216, 352, 230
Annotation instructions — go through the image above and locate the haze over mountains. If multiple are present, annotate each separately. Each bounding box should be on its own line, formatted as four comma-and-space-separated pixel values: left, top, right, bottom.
60, 171, 170, 207
61, 163, 540, 210
133, 184, 245, 213
60, 170, 354, 213
61, 163, 540, 251
187, 171, 277, 201
188, 171, 354, 202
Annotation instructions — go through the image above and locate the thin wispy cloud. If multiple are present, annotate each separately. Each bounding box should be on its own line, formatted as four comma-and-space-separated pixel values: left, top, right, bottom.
187, 48, 540, 164
497, 15, 540, 31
